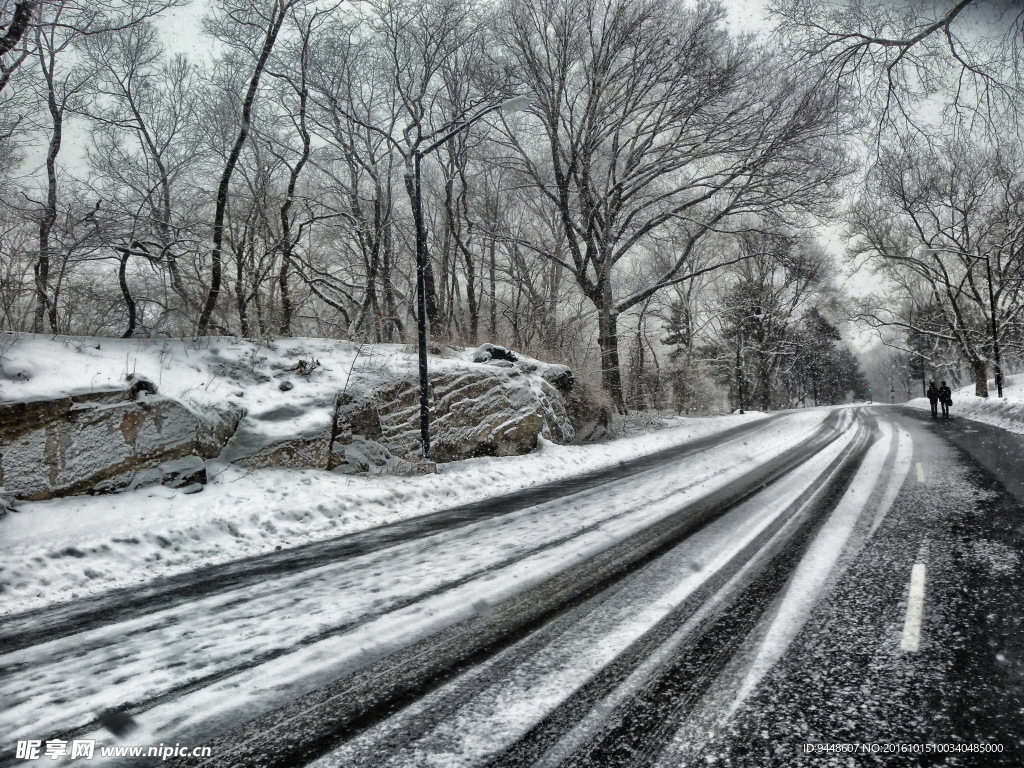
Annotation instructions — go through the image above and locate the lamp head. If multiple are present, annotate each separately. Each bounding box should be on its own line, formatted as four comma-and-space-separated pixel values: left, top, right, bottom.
500, 95, 532, 112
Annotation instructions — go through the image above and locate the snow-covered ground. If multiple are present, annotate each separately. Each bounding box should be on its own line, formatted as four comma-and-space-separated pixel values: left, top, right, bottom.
0, 331, 911, 765
0, 332, 780, 616
2, 409, 848, 755
1, 333, 415, 408
905, 373, 1024, 434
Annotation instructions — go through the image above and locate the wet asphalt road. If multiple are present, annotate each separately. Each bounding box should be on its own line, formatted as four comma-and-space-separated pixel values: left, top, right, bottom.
663, 406, 1024, 767
4, 406, 1022, 768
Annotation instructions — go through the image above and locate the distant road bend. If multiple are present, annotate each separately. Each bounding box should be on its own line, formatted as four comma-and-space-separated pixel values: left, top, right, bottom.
4, 406, 1020, 767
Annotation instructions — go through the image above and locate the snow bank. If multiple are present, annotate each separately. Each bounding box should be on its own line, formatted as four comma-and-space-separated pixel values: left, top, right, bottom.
0, 334, 544, 457
905, 373, 1024, 435
0, 401, 770, 615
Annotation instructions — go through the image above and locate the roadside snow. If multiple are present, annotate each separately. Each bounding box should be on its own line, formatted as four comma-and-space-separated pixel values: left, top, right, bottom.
0, 411, 834, 752
0, 409, 772, 616
905, 373, 1024, 434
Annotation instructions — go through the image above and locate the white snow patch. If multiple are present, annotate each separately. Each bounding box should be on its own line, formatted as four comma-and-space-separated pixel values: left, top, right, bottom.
905, 373, 1024, 435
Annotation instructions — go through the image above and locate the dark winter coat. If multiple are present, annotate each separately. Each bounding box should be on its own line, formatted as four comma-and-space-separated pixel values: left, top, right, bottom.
927, 384, 939, 403
938, 385, 952, 406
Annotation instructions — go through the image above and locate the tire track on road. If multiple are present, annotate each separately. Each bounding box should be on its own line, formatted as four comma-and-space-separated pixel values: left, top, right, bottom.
168, 413, 854, 768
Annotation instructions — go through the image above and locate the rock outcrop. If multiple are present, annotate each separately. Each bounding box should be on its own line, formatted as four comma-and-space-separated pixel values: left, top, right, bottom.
234, 433, 331, 470
0, 340, 607, 494
0, 390, 240, 501
331, 365, 574, 466
129, 454, 208, 493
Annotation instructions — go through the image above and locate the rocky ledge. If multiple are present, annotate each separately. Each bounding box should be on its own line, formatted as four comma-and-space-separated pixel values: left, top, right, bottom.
0, 340, 609, 502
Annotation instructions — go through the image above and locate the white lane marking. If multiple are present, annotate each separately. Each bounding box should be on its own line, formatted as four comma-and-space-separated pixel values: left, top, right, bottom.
916, 462, 925, 483
901, 562, 927, 652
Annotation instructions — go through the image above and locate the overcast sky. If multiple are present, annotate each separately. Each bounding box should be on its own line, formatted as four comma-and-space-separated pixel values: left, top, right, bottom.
154, 0, 774, 56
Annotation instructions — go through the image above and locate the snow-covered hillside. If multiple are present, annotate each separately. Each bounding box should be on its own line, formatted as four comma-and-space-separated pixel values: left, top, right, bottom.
0, 334, 540, 456
0, 332, 777, 615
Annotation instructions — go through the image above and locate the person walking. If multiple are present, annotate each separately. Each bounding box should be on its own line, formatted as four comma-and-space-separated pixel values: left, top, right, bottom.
927, 381, 939, 418
938, 381, 952, 419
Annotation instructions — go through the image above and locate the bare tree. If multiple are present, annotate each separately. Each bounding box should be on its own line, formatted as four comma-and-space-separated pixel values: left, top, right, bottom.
196, 0, 304, 335
304, 13, 410, 341
770, 0, 1024, 135
849, 134, 1024, 395
0, 3, 35, 175
257, 3, 338, 335
8, 0, 182, 332
82, 22, 204, 335
29, 9, 101, 332
499, 0, 844, 410
0, 208, 37, 329
0, 1, 36, 58
357, 0, 505, 330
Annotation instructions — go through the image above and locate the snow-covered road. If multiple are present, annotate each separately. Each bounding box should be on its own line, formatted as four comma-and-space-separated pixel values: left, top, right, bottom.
2, 411, 842, 748
8, 404, 1019, 768
309, 414, 872, 768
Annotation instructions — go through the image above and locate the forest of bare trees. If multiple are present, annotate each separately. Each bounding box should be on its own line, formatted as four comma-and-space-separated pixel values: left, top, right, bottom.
791, 0, 1024, 398
17, 0, 1011, 412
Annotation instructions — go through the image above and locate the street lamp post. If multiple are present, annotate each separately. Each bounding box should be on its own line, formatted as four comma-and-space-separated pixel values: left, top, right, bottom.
926, 246, 1003, 398
735, 329, 745, 414
413, 95, 531, 462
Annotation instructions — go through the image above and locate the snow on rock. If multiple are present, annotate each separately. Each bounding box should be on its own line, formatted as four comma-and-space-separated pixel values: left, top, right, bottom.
0, 334, 594, 499
542, 364, 575, 392
0, 389, 214, 501
347, 366, 574, 463
905, 373, 1024, 435
471, 343, 518, 363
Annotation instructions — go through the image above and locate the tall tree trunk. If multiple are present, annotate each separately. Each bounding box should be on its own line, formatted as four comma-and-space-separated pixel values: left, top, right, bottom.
198, 2, 290, 336
33, 244, 50, 333
456, 224, 479, 344
277, 23, 312, 337
235, 242, 249, 337
596, 302, 626, 414
759, 357, 772, 411
971, 358, 989, 397
35, 37, 61, 334
278, 237, 293, 336
118, 250, 137, 337
488, 237, 497, 339
0, 2, 36, 60
381, 221, 402, 342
